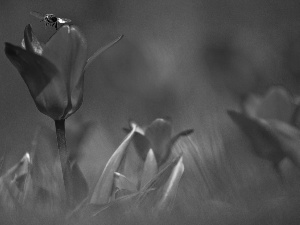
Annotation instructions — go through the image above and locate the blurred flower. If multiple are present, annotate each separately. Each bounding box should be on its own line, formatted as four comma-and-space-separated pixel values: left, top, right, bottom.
242, 87, 297, 125
88, 118, 192, 216
5, 24, 123, 120
228, 86, 300, 170
125, 118, 194, 166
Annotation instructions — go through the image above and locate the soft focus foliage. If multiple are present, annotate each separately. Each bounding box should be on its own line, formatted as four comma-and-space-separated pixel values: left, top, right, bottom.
0, 117, 190, 224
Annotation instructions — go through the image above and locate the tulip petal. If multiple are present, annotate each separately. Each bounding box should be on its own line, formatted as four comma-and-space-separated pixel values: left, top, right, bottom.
113, 172, 137, 192
43, 25, 88, 118
90, 124, 137, 204
145, 118, 172, 165
243, 94, 262, 117
132, 132, 151, 161
228, 110, 285, 165
156, 156, 184, 211
23, 24, 44, 55
246, 87, 296, 123
5, 43, 58, 98
140, 149, 158, 188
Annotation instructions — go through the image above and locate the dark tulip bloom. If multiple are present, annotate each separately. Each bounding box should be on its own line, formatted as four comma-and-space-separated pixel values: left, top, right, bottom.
5, 24, 122, 120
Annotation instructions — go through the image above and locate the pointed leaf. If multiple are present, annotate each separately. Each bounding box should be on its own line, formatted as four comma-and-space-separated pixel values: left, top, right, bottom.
12, 153, 31, 192
136, 155, 182, 208
0, 153, 31, 210
70, 162, 89, 205
21, 172, 33, 204
114, 172, 137, 192
228, 110, 285, 164
92, 192, 139, 217
156, 156, 184, 211
164, 129, 194, 165
90, 124, 137, 204
140, 154, 182, 193
84, 35, 124, 72
140, 149, 158, 188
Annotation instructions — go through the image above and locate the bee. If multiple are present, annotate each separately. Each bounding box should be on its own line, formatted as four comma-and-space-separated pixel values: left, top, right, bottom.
30, 11, 71, 30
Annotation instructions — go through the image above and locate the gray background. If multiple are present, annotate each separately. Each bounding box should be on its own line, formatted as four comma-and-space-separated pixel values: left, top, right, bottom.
1, 0, 300, 179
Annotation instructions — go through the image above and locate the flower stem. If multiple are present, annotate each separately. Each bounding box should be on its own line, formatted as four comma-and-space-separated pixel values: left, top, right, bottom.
55, 119, 73, 209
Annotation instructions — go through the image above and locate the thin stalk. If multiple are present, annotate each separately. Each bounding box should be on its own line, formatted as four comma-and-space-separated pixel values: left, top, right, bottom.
55, 119, 73, 209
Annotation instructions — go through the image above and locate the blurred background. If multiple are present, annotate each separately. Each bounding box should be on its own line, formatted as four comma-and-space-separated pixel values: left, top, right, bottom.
1, 0, 300, 199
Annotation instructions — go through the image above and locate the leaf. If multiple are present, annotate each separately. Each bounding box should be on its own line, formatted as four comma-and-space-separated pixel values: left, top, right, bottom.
90, 124, 137, 204
137, 154, 183, 208
11, 153, 31, 191
140, 149, 158, 188
156, 156, 184, 211
21, 171, 33, 204
0, 153, 31, 210
29, 127, 66, 214
113, 172, 137, 192
164, 129, 194, 165
228, 110, 285, 165
84, 35, 124, 72
92, 192, 139, 217
70, 162, 89, 205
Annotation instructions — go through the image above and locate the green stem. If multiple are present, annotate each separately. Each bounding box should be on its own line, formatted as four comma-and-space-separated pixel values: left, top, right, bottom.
55, 119, 73, 209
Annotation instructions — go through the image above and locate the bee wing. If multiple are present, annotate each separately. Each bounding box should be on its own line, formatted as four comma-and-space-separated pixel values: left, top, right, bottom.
30, 11, 44, 20
57, 17, 72, 24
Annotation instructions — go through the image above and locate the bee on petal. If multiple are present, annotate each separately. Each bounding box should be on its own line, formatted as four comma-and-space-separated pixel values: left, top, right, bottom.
30, 11, 71, 30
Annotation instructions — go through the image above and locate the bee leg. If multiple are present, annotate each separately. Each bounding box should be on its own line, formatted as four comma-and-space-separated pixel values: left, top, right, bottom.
55, 22, 58, 30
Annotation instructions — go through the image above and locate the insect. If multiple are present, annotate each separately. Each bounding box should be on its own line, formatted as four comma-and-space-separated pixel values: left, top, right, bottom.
30, 11, 71, 30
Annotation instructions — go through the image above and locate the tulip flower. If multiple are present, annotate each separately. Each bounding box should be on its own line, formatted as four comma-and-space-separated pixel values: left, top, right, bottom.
228, 86, 300, 174
5, 24, 123, 120
124, 118, 194, 166
89, 118, 192, 210
5, 24, 123, 208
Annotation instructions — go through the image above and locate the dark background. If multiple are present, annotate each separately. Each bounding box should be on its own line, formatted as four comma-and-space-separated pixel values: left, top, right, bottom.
1, 0, 300, 183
